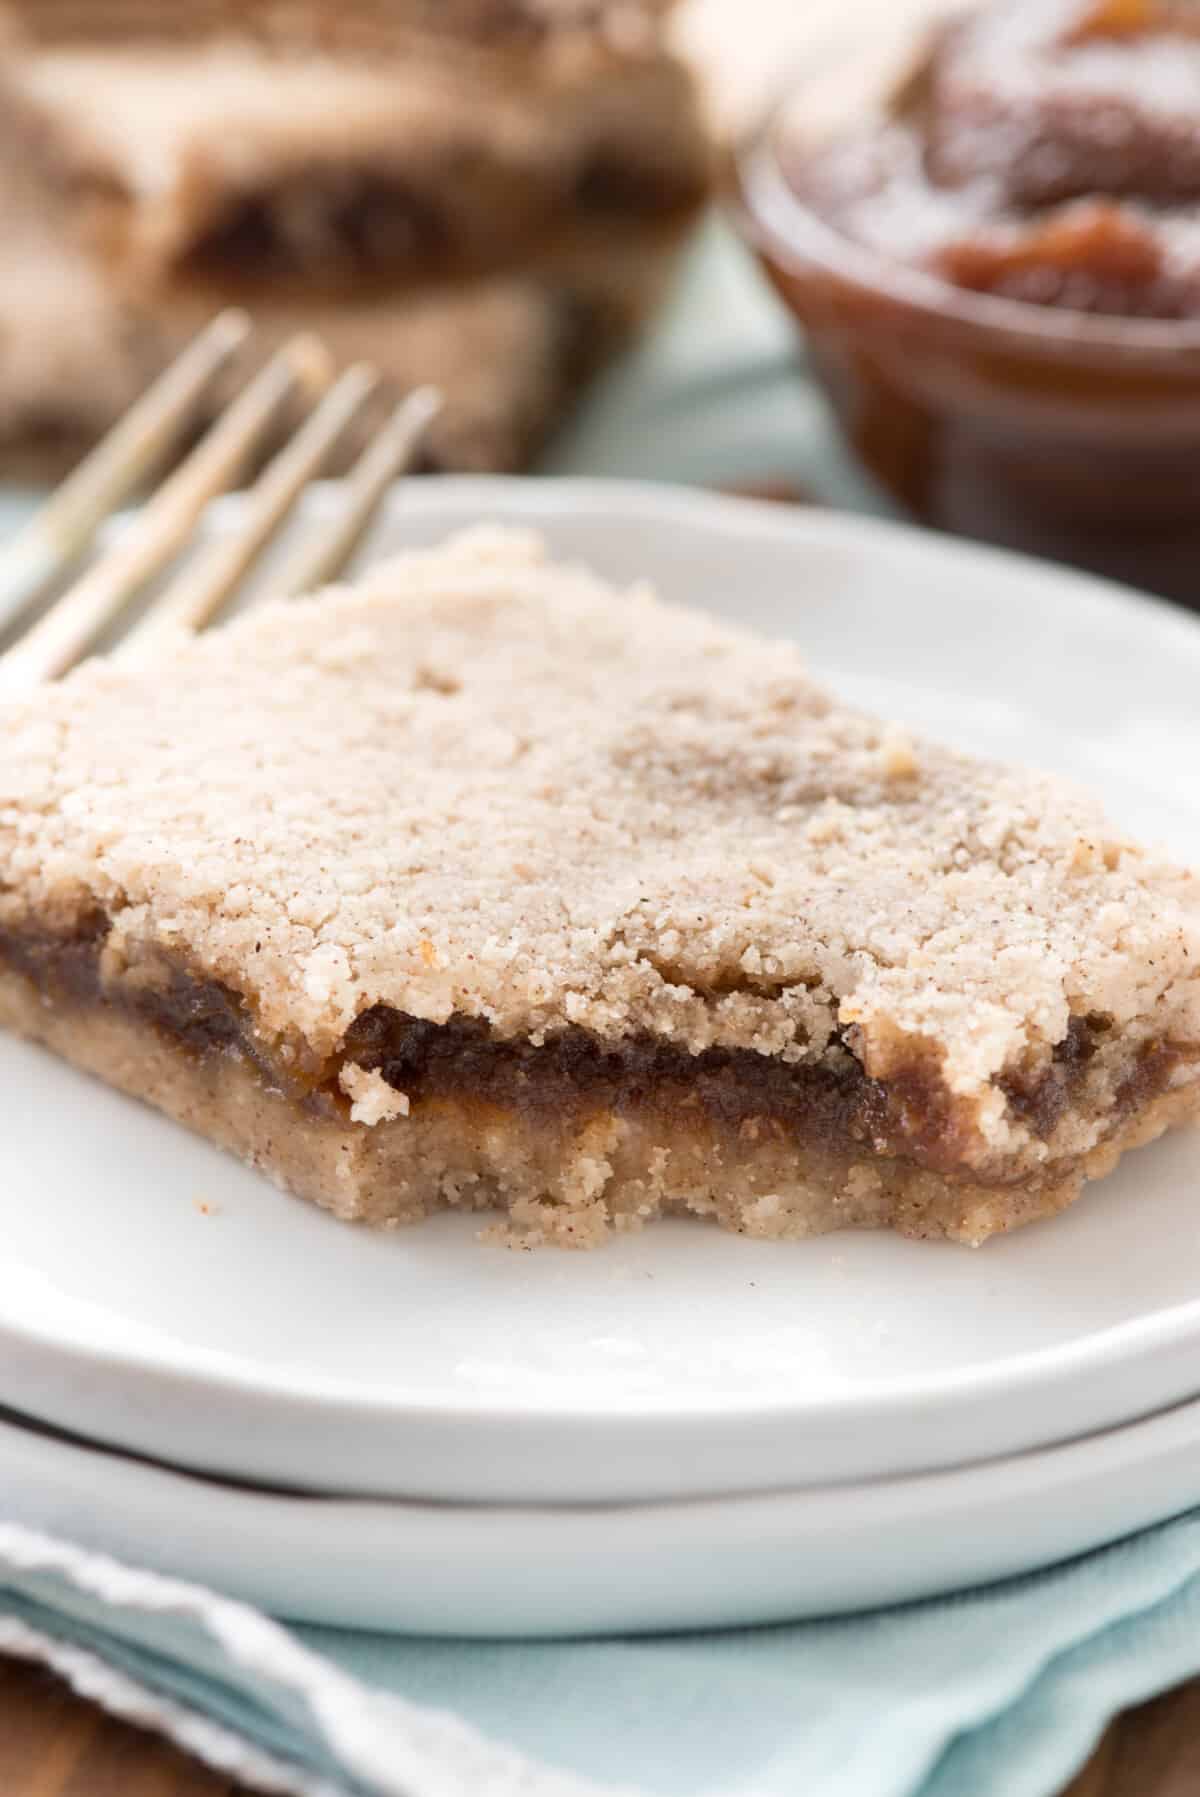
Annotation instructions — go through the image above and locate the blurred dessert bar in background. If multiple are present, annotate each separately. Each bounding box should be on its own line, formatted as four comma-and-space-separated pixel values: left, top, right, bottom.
0, 0, 711, 475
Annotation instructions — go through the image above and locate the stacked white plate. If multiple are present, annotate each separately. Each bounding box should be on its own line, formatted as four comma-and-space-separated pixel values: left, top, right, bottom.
3, 481, 1199, 1637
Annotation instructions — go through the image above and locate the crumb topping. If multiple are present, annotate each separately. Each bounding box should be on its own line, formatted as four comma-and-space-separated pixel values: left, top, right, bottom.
338, 1062, 411, 1125
3, 526, 1198, 1154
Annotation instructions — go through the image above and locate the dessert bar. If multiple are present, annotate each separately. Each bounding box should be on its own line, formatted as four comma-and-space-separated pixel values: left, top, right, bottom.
0, 0, 709, 474
2, 530, 1197, 1246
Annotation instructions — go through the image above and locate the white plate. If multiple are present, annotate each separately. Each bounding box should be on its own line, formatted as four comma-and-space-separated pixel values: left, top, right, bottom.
2, 479, 1199, 1504
4, 1391, 1200, 1635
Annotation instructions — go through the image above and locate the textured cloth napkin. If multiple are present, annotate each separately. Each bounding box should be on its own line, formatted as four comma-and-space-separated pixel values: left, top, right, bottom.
9, 1509, 1200, 1797
1, 223, 1198, 1797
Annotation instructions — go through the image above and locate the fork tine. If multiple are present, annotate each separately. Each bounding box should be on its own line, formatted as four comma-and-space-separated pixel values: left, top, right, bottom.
268, 386, 442, 601
0, 310, 250, 635
123, 362, 380, 658
0, 335, 331, 691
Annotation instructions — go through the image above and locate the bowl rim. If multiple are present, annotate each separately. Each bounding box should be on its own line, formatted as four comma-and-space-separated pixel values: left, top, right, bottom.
731, 43, 1200, 361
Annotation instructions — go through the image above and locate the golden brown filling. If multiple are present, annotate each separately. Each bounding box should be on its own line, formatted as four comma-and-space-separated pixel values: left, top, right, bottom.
2, 917, 1179, 1192
173, 155, 707, 288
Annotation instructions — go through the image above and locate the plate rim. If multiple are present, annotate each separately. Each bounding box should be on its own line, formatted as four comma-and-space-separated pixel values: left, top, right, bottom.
5, 1381, 1200, 1634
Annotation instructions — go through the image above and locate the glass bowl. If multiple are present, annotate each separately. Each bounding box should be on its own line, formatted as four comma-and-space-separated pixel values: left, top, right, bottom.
731, 20, 1200, 606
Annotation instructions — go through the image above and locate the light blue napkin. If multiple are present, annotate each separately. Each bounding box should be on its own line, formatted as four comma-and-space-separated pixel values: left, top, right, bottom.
2, 222, 1198, 1797
7, 1506, 1200, 1797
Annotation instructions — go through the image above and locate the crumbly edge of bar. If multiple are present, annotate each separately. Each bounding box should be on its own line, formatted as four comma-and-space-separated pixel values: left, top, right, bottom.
2, 949, 1196, 1248
4, 915, 1183, 1180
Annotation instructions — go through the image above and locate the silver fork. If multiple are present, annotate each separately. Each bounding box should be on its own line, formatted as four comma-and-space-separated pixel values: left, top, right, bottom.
0, 312, 441, 693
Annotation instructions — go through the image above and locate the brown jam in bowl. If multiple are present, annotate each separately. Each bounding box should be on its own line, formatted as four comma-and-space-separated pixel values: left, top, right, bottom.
735, 0, 1200, 605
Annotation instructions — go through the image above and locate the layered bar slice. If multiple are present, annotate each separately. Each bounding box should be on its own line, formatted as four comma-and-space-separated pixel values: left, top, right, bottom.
0, 0, 709, 476
2, 529, 1197, 1246
3, 0, 709, 287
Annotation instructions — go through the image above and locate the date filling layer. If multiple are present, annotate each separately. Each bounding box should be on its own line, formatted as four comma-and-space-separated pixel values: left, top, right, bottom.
0, 917, 1183, 1191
